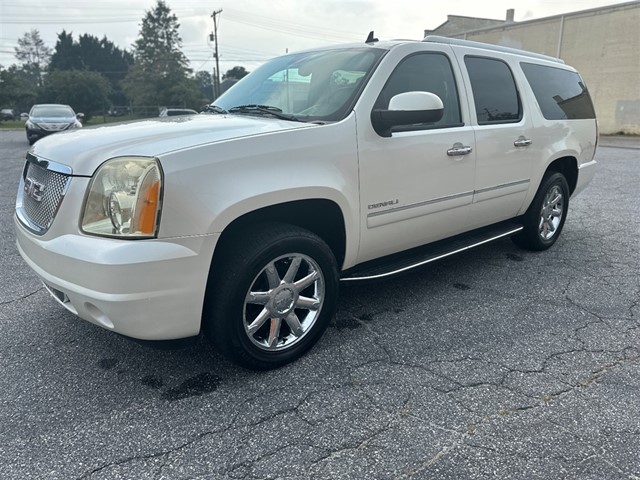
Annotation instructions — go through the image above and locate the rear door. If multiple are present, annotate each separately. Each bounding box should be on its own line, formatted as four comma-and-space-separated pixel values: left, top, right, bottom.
452, 47, 540, 228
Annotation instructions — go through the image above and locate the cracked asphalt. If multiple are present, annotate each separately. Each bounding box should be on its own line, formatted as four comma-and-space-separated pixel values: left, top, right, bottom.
1, 129, 639, 479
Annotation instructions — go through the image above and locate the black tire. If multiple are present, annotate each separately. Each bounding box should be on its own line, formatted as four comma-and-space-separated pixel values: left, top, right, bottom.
203, 223, 339, 370
512, 171, 570, 251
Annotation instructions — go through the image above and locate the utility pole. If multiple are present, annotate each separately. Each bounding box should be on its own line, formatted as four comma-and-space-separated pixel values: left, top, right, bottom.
210, 9, 223, 99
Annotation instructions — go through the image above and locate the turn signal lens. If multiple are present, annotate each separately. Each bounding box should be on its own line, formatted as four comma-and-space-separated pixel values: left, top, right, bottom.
132, 164, 161, 236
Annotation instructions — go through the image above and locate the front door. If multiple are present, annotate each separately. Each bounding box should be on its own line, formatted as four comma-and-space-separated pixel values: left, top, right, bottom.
356, 49, 476, 263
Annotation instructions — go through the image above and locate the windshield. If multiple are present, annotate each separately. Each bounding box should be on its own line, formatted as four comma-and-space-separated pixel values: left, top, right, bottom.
212, 47, 386, 122
31, 105, 75, 117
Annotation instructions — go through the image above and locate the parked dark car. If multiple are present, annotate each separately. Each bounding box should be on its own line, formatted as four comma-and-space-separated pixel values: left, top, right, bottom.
1, 109, 16, 121
25, 104, 83, 145
108, 106, 131, 116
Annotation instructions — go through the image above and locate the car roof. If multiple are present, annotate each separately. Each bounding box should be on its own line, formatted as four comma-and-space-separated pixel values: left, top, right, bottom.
32, 104, 73, 108
30, 104, 75, 112
424, 35, 564, 64
294, 36, 564, 65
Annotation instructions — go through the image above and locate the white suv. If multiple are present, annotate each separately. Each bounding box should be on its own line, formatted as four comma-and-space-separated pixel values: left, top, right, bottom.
15, 35, 597, 369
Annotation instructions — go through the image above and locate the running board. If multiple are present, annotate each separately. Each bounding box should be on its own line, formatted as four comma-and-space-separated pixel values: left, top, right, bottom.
341, 222, 523, 282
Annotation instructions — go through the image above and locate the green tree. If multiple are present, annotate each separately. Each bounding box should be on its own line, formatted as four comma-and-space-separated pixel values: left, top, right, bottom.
14, 29, 52, 87
49, 31, 133, 105
42, 70, 111, 119
195, 71, 213, 101
0, 65, 39, 112
223, 66, 249, 80
48, 31, 80, 71
123, 0, 199, 108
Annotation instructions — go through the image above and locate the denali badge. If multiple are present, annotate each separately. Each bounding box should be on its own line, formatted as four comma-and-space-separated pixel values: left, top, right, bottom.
368, 199, 399, 210
24, 177, 46, 202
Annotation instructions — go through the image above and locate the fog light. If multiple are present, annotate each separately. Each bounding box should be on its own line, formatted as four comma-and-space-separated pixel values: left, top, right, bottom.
85, 303, 115, 329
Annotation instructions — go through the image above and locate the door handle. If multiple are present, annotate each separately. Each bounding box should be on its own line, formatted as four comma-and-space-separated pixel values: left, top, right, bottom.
514, 136, 532, 147
447, 143, 473, 156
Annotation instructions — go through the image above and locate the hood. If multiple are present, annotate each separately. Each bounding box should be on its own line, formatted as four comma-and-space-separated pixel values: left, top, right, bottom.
29, 115, 76, 124
30, 114, 314, 176
28, 115, 78, 133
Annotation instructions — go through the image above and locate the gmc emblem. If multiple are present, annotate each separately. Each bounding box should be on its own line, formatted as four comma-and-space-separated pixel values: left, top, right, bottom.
24, 177, 46, 202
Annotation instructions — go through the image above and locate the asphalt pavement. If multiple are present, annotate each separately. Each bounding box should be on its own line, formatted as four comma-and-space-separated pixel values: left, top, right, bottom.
1, 129, 639, 479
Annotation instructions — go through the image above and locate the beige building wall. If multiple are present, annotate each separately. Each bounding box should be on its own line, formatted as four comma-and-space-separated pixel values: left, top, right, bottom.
450, 2, 640, 134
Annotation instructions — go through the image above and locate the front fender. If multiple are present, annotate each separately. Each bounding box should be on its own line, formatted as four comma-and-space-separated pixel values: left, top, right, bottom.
157, 116, 361, 267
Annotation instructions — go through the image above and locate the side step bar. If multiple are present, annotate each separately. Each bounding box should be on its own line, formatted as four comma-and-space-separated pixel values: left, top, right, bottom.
341, 221, 523, 282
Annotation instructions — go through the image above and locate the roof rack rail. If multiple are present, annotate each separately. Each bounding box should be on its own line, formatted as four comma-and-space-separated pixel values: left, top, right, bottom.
423, 35, 564, 64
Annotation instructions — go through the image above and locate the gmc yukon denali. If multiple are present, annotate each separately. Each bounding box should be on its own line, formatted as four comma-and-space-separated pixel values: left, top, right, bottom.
15, 35, 597, 369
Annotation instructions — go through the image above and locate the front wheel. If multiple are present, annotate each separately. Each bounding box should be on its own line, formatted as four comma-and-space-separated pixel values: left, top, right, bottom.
203, 223, 339, 370
512, 171, 570, 251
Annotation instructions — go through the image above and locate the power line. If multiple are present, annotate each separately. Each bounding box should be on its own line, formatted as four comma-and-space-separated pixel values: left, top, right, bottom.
223, 15, 360, 43
224, 8, 362, 39
0, 4, 368, 70
1, 6, 362, 41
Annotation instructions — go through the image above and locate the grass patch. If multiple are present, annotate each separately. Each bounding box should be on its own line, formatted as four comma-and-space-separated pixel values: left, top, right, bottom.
85, 115, 150, 125
0, 115, 154, 129
0, 120, 25, 129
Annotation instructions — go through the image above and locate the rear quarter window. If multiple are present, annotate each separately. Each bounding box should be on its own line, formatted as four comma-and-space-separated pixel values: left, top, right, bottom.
521, 62, 595, 120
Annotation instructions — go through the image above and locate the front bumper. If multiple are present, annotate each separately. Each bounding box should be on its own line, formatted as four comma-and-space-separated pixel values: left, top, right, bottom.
26, 128, 54, 142
15, 216, 218, 340
26, 126, 75, 142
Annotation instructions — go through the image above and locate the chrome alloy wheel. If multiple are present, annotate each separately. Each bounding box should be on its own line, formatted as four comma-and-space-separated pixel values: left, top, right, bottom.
538, 185, 564, 241
243, 253, 325, 351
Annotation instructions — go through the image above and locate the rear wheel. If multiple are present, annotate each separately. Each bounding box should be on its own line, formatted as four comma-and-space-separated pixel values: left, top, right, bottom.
203, 223, 339, 370
512, 171, 570, 251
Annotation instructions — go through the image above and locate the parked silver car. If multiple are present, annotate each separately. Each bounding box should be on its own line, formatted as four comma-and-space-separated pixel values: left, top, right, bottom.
159, 108, 198, 117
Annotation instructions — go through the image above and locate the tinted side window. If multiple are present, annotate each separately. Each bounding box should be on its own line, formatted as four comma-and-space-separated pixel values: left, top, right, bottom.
465, 56, 521, 124
521, 62, 596, 120
377, 53, 462, 129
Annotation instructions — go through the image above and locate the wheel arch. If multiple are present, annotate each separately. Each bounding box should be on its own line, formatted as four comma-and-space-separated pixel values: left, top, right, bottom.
546, 156, 578, 195
211, 199, 347, 273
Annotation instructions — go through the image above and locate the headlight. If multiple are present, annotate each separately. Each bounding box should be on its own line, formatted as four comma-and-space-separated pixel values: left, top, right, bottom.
26, 120, 39, 129
81, 157, 163, 238
70, 120, 82, 129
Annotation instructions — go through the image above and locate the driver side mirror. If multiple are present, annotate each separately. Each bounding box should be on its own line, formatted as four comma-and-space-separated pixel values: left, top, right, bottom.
371, 91, 444, 137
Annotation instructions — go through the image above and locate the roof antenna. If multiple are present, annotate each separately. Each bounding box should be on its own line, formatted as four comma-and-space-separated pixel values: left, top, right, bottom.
365, 31, 378, 44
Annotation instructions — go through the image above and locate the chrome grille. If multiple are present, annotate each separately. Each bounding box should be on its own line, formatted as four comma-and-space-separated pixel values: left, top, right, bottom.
17, 158, 71, 234
39, 122, 71, 132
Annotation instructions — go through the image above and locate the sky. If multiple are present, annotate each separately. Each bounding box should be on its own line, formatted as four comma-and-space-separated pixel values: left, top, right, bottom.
0, 0, 630, 76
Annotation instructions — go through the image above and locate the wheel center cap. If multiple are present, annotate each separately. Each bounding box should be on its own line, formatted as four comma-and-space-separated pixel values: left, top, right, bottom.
271, 286, 297, 316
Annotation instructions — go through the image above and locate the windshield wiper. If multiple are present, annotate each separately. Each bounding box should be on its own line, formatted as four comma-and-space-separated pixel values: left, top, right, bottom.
228, 104, 302, 122
202, 105, 228, 114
